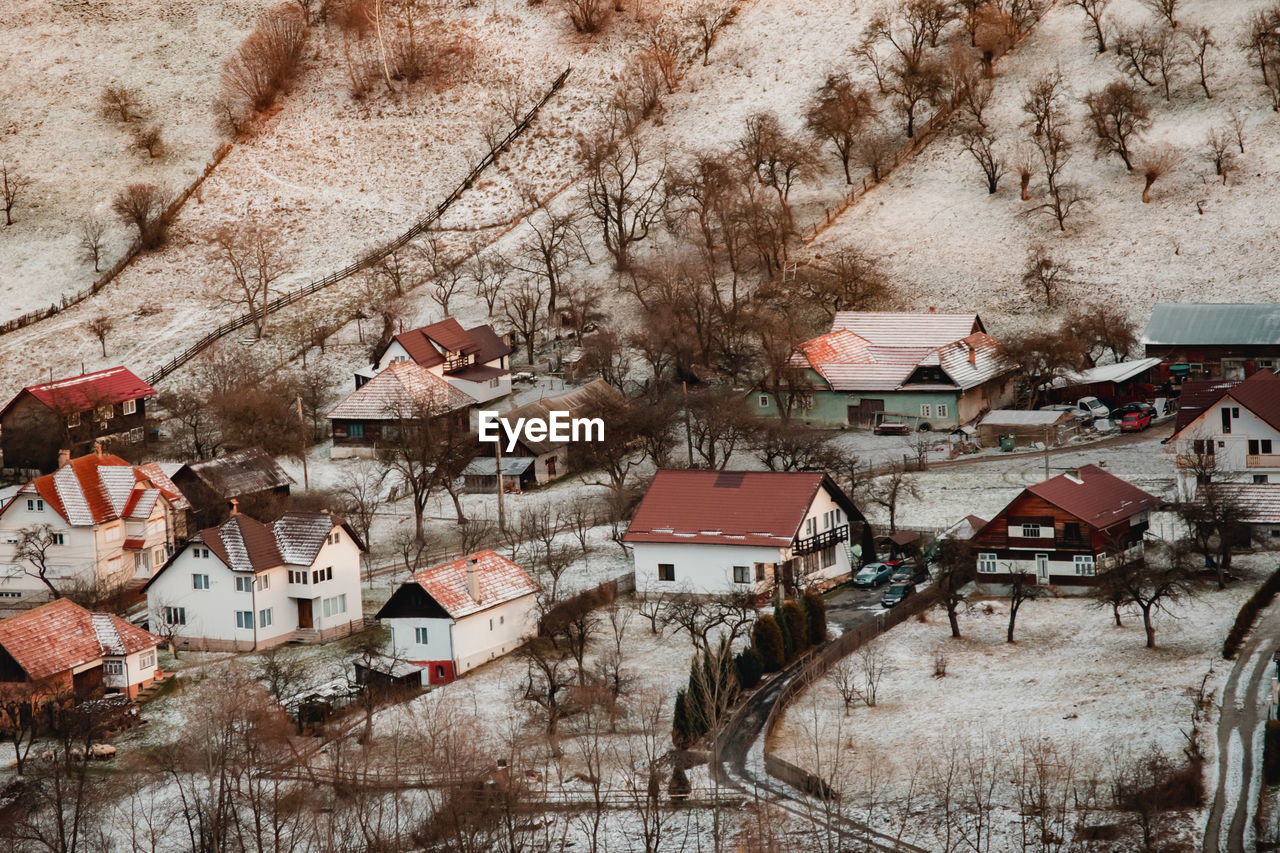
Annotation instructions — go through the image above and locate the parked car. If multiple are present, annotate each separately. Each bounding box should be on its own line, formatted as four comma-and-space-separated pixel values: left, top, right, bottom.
854, 562, 894, 587
891, 562, 929, 584
1112, 402, 1157, 420
881, 583, 916, 608
874, 421, 911, 436
1120, 408, 1155, 431
1077, 396, 1110, 422
1038, 403, 1091, 425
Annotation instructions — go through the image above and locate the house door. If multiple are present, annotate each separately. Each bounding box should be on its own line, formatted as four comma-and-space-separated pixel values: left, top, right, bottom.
297, 599, 313, 629
546, 455, 557, 478
857, 399, 885, 426
1035, 554, 1050, 585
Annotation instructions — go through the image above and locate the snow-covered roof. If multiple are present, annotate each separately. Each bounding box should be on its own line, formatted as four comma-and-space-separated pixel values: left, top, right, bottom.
1200, 484, 1280, 524
14, 451, 180, 527
327, 361, 476, 422
400, 550, 538, 619
1142, 303, 1280, 346
830, 312, 984, 347
980, 409, 1072, 426
0, 599, 158, 680
463, 456, 536, 476
183, 447, 294, 498
1056, 357, 1162, 386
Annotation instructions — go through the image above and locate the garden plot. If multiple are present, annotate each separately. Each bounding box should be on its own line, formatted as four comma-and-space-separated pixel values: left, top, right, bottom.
769, 559, 1271, 851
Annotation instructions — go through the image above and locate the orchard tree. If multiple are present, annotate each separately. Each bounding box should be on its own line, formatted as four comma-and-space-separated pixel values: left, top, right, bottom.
1, 160, 32, 227
804, 73, 877, 184
111, 182, 169, 249
577, 116, 666, 270
1084, 80, 1152, 171
1022, 245, 1071, 308
209, 220, 289, 338
78, 217, 107, 272
1061, 303, 1138, 366
86, 316, 115, 357
1140, 144, 1178, 203
961, 123, 1004, 194
1069, 0, 1111, 53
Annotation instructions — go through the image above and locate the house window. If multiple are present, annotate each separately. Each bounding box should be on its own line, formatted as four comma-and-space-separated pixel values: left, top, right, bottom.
255, 575, 270, 591
1062, 522, 1081, 543
415, 627, 428, 644
1222, 408, 1232, 434
937, 403, 948, 419
96, 404, 113, 423
348, 423, 365, 439
289, 570, 307, 584
759, 395, 770, 408
657, 563, 675, 582
102, 525, 121, 543
1074, 555, 1096, 576
920, 404, 932, 418
235, 576, 252, 592
27, 499, 43, 512
192, 574, 209, 590
1193, 439, 1215, 456
733, 565, 750, 583
51, 533, 64, 545
123, 399, 137, 416
163, 607, 186, 626
236, 611, 253, 629
755, 563, 767, 581
139, 652, 155, 669
103, 661, 124, 675
490, 618, 494, 631
193, 547, 209, 559
1255, 475, 1270, 484
1248, 440, 1274, 455
435, 665, 445, 679
67, 411, 80, 428
490, 378, 500, 388
1020, 524, 1042, 539
259, 608, 273, 628
977, 553, 998, 574
322, 594, 347, 618
312, 566, 333, 584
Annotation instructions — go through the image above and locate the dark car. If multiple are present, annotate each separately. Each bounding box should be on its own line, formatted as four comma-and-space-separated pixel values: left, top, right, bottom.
854, 562, 894, 587
1120, 409, 1154, 431
881, 583, 916, 608
891, 562, 929, 584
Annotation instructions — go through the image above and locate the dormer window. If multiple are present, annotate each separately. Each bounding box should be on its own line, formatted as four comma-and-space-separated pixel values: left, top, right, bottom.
67, 411, 81, 428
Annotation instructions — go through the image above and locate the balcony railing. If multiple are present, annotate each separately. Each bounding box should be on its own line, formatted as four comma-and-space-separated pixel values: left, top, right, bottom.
1247, 454, 1278, 469
793, 525, 848, 556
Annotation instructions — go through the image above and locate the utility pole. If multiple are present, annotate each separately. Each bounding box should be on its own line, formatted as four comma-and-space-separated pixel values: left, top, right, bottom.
1044, 426, 1050, 480
495, 428, 506, 531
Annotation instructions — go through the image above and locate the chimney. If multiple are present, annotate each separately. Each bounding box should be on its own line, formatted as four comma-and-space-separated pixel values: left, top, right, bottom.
929, 306, 937, 313
93, 440, 104, 457
466, 556, 481, 604
968, 346, 976, 365
57, 449, 71, 468
230, 498, 239, 516
1064, 469, 1082, 484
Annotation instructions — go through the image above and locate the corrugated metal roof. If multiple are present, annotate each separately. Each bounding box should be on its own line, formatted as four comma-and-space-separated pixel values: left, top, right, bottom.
6, 366, 155, 416
463, 456, 535, 476
831, 312, 983, 347
980, 409, 1072, 426
1058, 357, 1162, 386
1142, 303, 1280, 346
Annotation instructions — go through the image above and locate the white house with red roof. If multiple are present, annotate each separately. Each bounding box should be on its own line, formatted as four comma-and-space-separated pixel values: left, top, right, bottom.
1166, 370, 1280, 501
969, 464, 1159, 594
357, 318, 513, 404
327, 360, 476, 459
0, 598, 162, 704
375, 550, 538, 685
623, 470, 874, 596
753, 312, 1013, 429
142, 509, 364, 651
0, 366, 156, 474
0, 449, 186, 603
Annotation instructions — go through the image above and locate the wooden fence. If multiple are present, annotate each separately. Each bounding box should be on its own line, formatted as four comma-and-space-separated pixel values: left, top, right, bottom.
143, 65, 571, 387
0, 141, 236, 337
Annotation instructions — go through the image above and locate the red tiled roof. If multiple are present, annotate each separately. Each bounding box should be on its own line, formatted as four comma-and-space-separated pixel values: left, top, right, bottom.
1025, 464, 1159, 530
16, 452, 174, 526
624, 470, 835, 547
0, 599, 159, 681
409, 550, 538, 619
16, 366, 155, 414
389, 320, 511, 369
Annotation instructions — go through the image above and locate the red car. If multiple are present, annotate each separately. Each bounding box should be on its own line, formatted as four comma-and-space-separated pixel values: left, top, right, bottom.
1120, 409, 1154, 431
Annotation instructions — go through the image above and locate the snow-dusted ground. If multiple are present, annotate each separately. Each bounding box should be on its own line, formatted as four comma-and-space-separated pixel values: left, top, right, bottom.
769, 554, 1275, 850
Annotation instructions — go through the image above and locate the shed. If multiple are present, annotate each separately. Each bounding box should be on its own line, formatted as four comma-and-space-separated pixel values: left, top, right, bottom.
172, 447, 294, 527
977, 409, 1076, 448
462, 456, 536, 493
1048, 357, 1162, 406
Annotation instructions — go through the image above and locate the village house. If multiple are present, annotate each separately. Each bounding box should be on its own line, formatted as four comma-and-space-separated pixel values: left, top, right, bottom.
327, 360, 475, 459
1165, 369, 1280, 501
171, 447, 295, 528
1196, 484, 1280, 545
624, 470, 875, 596
0, 366, 155, 475
0, 449, 186, 603
479, 378, 625, 486
969, 464, 1159, 594
375, 550, 538, 685
357, 318, 513, 405
0, 598, 162, 706
754, 312, 1013, 430
1142, 303, 1280, 385
142, 508, 364, 651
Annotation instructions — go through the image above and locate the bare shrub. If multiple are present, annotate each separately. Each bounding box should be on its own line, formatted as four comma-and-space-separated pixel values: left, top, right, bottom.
131, 123, 164, 159
857, 130, 895, 182
562, 0, 609, 33
1140, 143, 1178, 203
220, 3, 309, 118
685, 0, 735, 66
99, 84, 143, 123
1203, 127, 1235, 183
111, 182, 169, 249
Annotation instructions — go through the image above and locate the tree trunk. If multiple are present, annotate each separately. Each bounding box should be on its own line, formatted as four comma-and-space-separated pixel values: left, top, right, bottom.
1141, 605, 1156, 648
1142, 176, 1155, 203
947, 604, 961, 638
1113, 602, 1123, 627
1020, 172, 1031, 201
1007, 603, 1019, 643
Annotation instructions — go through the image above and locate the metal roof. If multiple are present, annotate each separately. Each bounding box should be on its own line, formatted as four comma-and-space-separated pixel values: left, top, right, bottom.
463, 456, 535, 476
980, 409, 1073, 426
1142, 303, 1280, 346
1057, 357, 1162, 386
831, 312, 984, 347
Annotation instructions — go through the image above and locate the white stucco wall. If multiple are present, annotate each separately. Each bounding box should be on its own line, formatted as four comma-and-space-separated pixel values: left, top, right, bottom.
632, 541, 785, 596
384, 593, 536, 681
1171, 403, 1280, 499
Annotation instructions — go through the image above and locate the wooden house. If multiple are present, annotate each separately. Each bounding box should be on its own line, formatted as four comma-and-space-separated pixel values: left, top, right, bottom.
485, 379, 624, 485
327, 361, 475, 459
1142, 303, 1280, 385
0, 366, 155, 475
977, 409, 1077, 449
172, 447, 295, 528
969, 464, 1158, 594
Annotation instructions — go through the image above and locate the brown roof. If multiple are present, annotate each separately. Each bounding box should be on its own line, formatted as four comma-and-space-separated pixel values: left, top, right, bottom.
1200, 483, 1280, 524
1025, 464, 1159, 530
0, 599, 158, 681
1221, 370, 1280, 432
16, 452, 180, 526
184, 447, 294, 498
1173, 379, 1240, 432
624, 470, 854, 547
327, 361, 476, 422
405, 550, 538, 619
146, 511, 353, 582
389, 319, 511, 369
500, 378, 625, 455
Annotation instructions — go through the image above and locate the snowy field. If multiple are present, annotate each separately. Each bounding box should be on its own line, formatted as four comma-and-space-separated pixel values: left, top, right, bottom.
769, 554, 1278, 850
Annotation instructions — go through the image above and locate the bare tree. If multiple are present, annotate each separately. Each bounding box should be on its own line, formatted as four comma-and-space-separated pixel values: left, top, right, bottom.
416, 235, 466, 315
855, 638, 889, 706
1186, 25, 1215, 98
14, 525, 65, 598
513, 187, 588, 318
1006, 570, 1041, 642
209, 220, 289, 338
1203, 127, 1235, 183
111, 182, 169, 249
1148, 27, 1185, 100
933, 538, 972, 638
1061, 303, 1138, 366
684, 0, 735, 65
578, 119, 666, 270
961, 122, 1005, 193
335, 460, 385, 584
100, 84, 144, 123
1113, 24, 1159, 87
1084, 80, 1152, 171
1142, 0, 1179, 29
220, 2, 309, 116
1022, 244, 1071, 308
1140, 143, 1178, 203
467, 249, 510, 315
805, 73, 877, 184
737, 111, 815, 231
502, 277, 547, 364
86, 315, 115, 357
1069, 0, 1110, 52
1095, 539, 1195, 648
78, 216, 107, 272
562, 0, 608, 33
868, 463, 919, 533
132, 123, 164, 159
1024, 71, 1084, 230
857, 129, 895, 182
518, 636, 576, 744
1, 160, 33, 227
827, 656, 861, 713
1229, 107, 1248, 153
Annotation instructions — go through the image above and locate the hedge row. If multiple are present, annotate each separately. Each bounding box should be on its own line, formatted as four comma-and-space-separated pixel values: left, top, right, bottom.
1222, 564, 1280, 659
